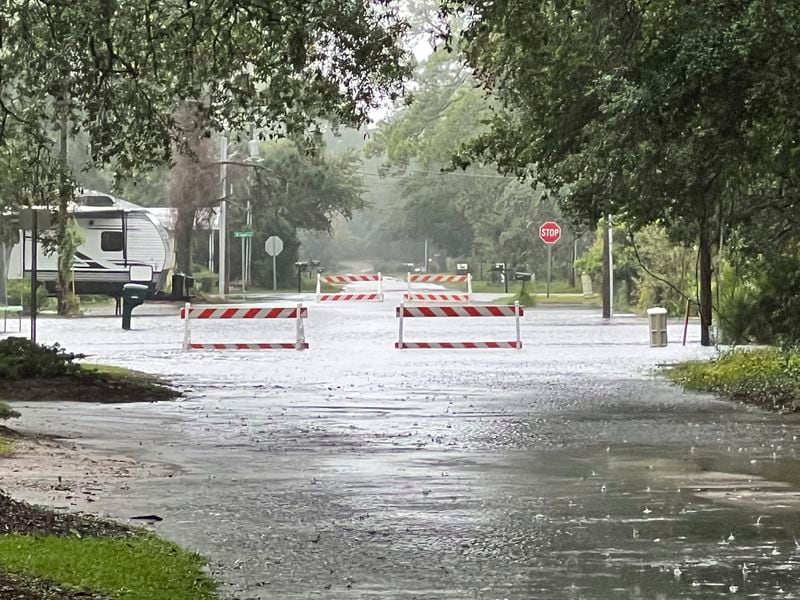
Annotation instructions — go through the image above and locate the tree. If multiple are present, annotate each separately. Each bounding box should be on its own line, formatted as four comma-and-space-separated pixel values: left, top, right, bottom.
369, 45, 580, 276
226, 138, 367, 287
0, 1, 410, 298
443, 0, 800, 345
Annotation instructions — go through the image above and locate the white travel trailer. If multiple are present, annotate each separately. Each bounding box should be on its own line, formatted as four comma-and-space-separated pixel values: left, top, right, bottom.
6, 190, 173, 297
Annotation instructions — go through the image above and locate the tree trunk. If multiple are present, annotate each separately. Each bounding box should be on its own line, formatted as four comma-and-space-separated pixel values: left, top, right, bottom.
0, 240, 7, 305
174, 207, 195, 275
602, 216, 611, 319
568, 238, 577, 289
698, 226, 714, 346
56, 111, 70, 316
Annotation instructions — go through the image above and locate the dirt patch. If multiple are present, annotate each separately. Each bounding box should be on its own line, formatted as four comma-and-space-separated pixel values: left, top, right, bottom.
0, 430, 173, 511
0, 570, 110, 600
0, 492, 130, 538
0, 374, 179, 403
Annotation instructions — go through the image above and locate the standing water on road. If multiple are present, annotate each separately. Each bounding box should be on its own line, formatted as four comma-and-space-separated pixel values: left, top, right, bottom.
12, 292, 800, 599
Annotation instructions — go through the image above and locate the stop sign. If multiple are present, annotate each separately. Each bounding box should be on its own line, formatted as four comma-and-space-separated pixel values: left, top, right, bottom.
539, 221, 562, 245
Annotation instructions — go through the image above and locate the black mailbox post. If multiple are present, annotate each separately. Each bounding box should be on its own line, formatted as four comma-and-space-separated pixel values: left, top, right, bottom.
514, 272, 534, 294
122, 283, 148, 330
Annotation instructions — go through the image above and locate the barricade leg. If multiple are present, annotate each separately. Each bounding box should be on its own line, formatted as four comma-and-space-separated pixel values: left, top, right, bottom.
182, 302, 191, 351
467, 274, 473, 301
378, 272, 384, 301
296, 302, 306, 351
398, 302, 404, 349
515, 301, 522, 349
316, 273, 321, 302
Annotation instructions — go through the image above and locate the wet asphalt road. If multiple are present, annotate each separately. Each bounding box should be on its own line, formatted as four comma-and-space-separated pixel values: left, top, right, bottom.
9, 279, 800, 599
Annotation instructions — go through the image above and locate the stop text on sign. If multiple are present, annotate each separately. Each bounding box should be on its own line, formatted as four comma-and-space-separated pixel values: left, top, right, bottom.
539, 221, 562, 245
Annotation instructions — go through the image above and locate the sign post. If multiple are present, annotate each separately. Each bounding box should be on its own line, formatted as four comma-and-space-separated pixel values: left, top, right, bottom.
234, 230, 254, 292
265, 235, 284, 291
538, 221, 562, 298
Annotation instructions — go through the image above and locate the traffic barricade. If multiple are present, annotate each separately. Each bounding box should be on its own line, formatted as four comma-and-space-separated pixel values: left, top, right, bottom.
316, 273, 384, 302
404, 273, 473, 303
180, 303, 308, 351
395, 302, 522, 349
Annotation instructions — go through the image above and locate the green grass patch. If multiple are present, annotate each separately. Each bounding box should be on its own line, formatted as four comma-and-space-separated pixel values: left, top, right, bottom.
0, 435, 14, 457
469, 279, 581, 295
0, 534, 218, 600
496, 291, 537, 307
665, 348, 800, 411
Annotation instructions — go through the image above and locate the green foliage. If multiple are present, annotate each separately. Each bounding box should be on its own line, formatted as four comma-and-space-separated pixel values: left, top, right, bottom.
575, 223, 694, 315
227, 138, 368, 288
445, 0, 800, 345
0, 338, 80, 381
0, 400, 20, 421
714, 242, 800, 348
0, 534, 218, 600
57, 218, 85, 315
667, 349, 800, 411
5, 280, 51, 313
0, 1, 409, 291
191, 270, 217, 293
370, 47, 583, 273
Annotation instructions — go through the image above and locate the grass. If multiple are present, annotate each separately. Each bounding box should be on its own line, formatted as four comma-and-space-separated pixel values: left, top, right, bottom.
468, 279, 582, 295
0, 435, 13, 457
0, 533, 218, 600
665, 348, 800, 411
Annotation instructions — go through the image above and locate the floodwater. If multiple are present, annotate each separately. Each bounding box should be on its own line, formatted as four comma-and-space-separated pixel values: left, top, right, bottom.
9, 277, 800, 599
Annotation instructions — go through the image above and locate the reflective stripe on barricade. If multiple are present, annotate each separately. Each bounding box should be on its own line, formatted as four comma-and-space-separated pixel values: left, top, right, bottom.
322, 274, 381, 283
396, 302, 522, 350
188, 342, 310, 350
181, 302, 307, 351
317, 273, 383, 302
317, 293, 383, 302
181, 306, 307, 319
402, 293, 470, 303
395, 341, 520, 349
396, 305, 523, 318
406, 272, 472, 303
409, 274, 469, 283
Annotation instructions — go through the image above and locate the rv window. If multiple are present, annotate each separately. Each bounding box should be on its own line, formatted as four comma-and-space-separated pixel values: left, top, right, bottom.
101, 231, 124, 252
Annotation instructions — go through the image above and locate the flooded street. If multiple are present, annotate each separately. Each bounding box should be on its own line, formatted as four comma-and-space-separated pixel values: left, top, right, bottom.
10, 281, 800, 599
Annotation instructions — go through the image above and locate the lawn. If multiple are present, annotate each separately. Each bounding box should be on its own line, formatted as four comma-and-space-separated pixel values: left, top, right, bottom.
0, 534, 218, 600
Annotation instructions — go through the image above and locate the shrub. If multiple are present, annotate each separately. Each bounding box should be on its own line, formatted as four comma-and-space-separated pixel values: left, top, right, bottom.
667, 348, 800, 411
4, 279, 51, 314
0, 337, 81, 380
191, 270, 216, 293
0, 400, 20, 420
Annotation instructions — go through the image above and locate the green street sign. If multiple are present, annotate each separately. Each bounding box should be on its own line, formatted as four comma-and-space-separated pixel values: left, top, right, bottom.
233, 230, 255, 238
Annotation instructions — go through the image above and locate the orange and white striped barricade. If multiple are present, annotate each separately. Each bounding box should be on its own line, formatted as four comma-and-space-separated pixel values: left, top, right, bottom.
181, 303, 308, 351
316, 273, 384, 302
395, 302, 522, 349
404, 272, 473, 303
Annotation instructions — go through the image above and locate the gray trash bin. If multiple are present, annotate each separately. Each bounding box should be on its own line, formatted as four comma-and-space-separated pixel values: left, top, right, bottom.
647, 307, 668, 347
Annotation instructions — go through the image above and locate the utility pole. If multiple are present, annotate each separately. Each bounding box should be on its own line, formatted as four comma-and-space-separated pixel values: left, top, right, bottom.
602, 214, 614, 319
218, 134, 228, 298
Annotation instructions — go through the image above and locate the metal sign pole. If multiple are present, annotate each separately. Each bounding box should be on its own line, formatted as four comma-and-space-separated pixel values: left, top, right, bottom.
547, 245, 552, 298
30, 212, 38, 343
273, 253, 277, 292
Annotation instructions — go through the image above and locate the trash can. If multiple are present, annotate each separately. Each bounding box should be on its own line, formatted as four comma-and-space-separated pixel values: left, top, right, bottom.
122, 283, 148, 330
647, 307, 668, 347
172, 273, 186, 300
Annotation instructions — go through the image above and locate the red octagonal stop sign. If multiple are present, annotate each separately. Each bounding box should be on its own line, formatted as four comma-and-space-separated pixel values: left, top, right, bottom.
539, 221, 561, 245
